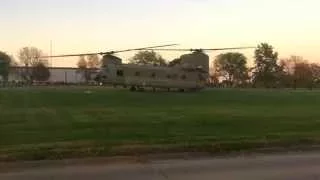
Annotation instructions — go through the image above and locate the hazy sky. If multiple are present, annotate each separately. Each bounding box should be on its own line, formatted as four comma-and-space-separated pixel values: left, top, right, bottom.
1, 0, 320, 67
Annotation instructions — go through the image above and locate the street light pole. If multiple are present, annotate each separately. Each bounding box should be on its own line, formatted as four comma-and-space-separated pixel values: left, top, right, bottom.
50, 40, 52, 67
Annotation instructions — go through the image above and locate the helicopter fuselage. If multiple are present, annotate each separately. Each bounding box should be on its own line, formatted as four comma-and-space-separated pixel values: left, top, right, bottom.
96, 52, 210, 91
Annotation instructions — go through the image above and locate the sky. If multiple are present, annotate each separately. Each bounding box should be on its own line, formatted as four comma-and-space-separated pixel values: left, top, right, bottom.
1, 0, 320, 67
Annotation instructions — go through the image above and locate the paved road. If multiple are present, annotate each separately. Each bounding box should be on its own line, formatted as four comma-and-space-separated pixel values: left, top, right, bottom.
1, 152, 320, 180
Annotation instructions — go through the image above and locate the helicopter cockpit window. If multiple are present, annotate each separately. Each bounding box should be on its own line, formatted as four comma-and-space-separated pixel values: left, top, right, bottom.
117, 70, 124, 77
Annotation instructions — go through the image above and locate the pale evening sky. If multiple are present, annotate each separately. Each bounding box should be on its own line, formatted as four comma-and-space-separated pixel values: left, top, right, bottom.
1, 0, 320, 67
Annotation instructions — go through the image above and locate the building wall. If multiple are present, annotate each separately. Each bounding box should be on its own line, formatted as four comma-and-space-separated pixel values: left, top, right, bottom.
8, 68, 25, 81
48, 68, 84, 83
7, 67, 97, 83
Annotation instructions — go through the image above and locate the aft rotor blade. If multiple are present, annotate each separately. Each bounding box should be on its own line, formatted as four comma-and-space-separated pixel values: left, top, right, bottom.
108, 44, 179, 54
202, 47, 256, 51
144, 48, 193, 51
145, 47, 256, 52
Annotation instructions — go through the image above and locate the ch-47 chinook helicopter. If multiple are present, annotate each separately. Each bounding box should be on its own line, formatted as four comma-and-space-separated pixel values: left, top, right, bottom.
43, 44, 254, 92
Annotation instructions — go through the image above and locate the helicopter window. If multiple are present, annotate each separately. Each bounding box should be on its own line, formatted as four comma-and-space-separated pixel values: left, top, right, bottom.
181, 74, 187, 80
117, 70, 124, 77
151, 73, 156, 78
135, 72, 140, 76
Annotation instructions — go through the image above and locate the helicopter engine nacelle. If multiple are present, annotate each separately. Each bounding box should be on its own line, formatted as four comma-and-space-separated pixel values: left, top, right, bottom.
101, 54, 122, 68
180, 52, 209, 74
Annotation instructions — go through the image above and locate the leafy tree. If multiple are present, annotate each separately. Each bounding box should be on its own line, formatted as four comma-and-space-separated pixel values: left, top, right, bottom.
86, 54, 100, 68
0, 51, 11, 81
252, 43, 281, 88
168, 58, 182, 67
77, 56, 91, 82
214, 52, 249, 87
31, 63, 51, 81
278, 56, 305, 88
18, 47, 43, 67
294, 61, 313, 89
129, 50, 167, 66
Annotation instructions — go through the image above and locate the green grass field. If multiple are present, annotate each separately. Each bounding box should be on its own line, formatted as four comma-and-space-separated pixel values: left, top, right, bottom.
1, 87, 320, 161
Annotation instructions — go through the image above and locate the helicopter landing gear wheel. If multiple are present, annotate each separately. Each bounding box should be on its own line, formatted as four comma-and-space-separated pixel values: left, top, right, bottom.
130, 86, 137, 92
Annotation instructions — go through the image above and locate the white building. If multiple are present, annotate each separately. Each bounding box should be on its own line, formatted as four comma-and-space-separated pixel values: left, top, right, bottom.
47, 67, 83, 83
8, 67, 99, 83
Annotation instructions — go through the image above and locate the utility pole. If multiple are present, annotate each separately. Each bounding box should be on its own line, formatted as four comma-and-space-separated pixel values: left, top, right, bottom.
50, 40, 53, 67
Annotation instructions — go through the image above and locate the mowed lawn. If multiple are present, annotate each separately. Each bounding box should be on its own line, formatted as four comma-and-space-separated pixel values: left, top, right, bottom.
0, 87, 320, 160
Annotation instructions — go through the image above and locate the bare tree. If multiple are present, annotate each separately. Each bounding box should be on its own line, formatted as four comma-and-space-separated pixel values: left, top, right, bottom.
86, 54, 100, 68
18, 47, 43, 67
294, 61, 313, 89
214, 52, 249, 87
77, 56, 90, 82
129, 50, 167, 66
0, 51, 12, 81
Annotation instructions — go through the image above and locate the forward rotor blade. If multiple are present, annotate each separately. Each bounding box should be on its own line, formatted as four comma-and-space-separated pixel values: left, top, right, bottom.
41, 53, 99, 58
41, 44, 179, 58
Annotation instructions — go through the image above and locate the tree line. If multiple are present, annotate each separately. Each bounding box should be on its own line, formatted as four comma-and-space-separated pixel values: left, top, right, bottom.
0, 47, 51, 82
211, 43, 320, 89
1, 43, 320, 89
0, 47, 102, 83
